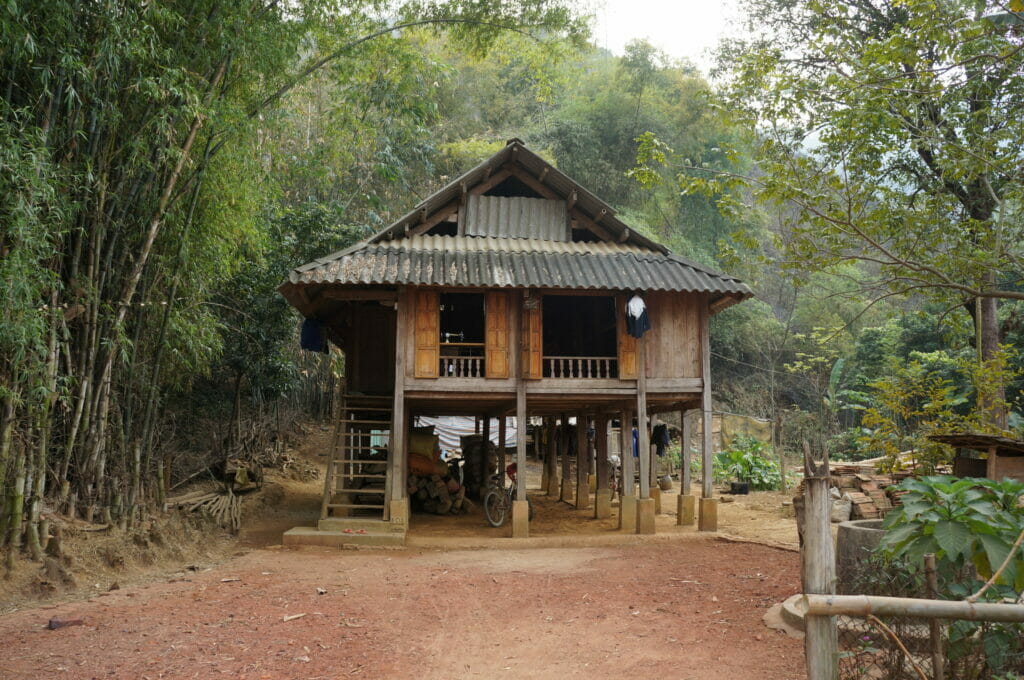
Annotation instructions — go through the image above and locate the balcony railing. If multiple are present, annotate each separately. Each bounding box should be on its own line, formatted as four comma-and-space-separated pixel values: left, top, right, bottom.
543, 356, 618, 379
440, 356, 485, 377
440, 342, 485, 377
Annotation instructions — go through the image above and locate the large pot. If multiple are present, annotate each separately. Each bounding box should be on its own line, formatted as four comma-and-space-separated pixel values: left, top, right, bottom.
836, 519, 886, 594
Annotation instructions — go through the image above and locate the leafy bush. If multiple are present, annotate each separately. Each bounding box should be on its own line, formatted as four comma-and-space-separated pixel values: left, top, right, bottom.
712, 435, 783, 490
878, 476, 1024, 676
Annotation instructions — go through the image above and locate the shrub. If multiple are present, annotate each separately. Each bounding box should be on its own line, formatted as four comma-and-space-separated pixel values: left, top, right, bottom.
712, 435, 783, 490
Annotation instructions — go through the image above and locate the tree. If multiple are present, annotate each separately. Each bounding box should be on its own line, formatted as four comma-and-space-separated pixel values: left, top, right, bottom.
640, 0, 1024, 425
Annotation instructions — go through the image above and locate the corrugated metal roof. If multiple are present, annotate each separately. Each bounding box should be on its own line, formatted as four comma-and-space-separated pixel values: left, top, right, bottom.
287, 235, 751, 298
464, 195, 567, 240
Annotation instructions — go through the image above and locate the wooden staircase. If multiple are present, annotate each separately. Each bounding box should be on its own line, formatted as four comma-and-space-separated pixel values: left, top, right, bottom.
320, 394, 393, 521
284, 393, 405, 547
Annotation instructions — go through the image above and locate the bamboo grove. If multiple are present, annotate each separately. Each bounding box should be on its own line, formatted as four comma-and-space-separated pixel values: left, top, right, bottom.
0, 0, 583, 568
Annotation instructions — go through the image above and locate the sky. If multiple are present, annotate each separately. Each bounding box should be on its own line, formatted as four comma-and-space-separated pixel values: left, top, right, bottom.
589, 0, 742, 75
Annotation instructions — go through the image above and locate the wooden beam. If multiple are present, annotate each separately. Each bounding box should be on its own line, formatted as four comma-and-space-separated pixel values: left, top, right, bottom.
618, 228, 631, 243
390, 289, 409, 508
620, 408, 635, 497
637, 338, 650, 499
560, 413, 572, 502
570, 209, 617, 242
516, 381, 527, 502
408, 199, 459, 236
595, 415, 609, 491
576, 411, 590, 510
505, 165, 561, 201
700, 301, 713, 499
681, 409, 692, 494
538, 166, 549, 183
469, 168, 511, 196
567, 189, 577, 212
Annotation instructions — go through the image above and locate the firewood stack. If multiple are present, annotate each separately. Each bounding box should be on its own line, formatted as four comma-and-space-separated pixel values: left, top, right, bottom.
406, 473, 474, 515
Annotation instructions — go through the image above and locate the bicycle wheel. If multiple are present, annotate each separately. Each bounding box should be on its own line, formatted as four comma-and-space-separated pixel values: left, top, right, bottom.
484, 489, 507, 527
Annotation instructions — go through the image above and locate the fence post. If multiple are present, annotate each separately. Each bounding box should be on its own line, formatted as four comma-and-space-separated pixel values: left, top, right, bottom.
802, 441, 838, 680
924, 553, 945, 680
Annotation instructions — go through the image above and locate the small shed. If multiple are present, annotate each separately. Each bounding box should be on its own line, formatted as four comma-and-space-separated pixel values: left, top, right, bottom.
928, 433, 1024, 482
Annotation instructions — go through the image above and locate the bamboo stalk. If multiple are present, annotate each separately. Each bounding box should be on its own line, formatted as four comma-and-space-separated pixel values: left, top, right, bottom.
803, 594, 1024, 623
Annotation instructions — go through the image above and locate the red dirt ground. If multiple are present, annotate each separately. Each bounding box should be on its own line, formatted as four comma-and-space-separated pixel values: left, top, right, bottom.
0, 538, 804, 680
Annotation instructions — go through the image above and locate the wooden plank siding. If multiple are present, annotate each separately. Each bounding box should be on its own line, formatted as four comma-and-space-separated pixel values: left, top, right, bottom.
642, 291, 701, 380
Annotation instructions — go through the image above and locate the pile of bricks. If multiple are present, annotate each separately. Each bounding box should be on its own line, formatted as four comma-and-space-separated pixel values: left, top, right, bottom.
832, 470, 897, 519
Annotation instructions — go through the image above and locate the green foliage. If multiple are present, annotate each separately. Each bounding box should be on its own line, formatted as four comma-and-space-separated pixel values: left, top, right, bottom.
713, 435, 782, 490
712, 0, 1024, 307
879, 475, 1024, 673
881, 476, 1024, 590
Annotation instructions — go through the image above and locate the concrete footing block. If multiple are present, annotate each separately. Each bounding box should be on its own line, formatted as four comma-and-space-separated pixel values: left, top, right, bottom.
636, 498, 656, 534
594, 489, 612, 519
512, 499, 530, 538
651, 486, 662, 514
699, 497, 719, 532
389, 498, 409, 532
619, 495, 637, 532
560, 479, 574, 503
575, 480, 591, 509
677, 494, 696, 526
547, 474, 561, 497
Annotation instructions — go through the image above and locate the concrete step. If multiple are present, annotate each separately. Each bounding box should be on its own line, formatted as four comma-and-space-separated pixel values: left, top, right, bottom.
283, 526, 405, 548
318, 517, 393, 532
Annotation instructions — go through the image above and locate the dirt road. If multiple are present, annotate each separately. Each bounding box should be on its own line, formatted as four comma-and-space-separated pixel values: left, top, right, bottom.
0, 538, 804, 680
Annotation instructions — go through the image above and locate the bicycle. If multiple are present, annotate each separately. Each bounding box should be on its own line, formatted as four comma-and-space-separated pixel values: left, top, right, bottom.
483, 462, 533, 527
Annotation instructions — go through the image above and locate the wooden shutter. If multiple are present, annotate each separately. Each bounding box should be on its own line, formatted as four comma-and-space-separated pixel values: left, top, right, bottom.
521, 295, 543, 379
413, 288, 439, 378
485, 291, 510, 378
617, 294, 638, 379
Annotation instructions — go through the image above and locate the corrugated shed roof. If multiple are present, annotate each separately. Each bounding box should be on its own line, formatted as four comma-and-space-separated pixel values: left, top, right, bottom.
287, 235, 751, 299
464, 195, 567, 241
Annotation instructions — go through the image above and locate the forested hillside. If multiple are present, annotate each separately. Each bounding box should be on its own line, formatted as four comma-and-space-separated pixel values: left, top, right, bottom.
2, 0, 1022, 570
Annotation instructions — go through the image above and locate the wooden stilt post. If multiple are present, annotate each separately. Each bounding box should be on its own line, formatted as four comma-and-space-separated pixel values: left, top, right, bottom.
560, 412, 573, 503
389, 288, 410, 528
545, 417, 559, 496
677, 408, 695, 526
498, 415, 506, 480
698, 301, 717, 532
619, 408, 637, 531
575, 412, 590, 510
803, 442, 838, 680
594, 415, 611, 519
512, 381, 529, 537
482, 414, 493, 476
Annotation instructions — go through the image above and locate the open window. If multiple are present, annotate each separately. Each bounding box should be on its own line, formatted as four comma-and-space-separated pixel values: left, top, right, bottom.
542, 295, 618, 378
439, 292, 485, 377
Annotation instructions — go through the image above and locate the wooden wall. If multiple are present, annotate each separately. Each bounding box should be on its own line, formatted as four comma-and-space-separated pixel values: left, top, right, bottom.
347, 302, 396, 393
642, 291, 702, 380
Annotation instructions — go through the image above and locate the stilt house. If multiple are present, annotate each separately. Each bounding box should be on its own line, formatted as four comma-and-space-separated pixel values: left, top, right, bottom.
278, 139, 752, 544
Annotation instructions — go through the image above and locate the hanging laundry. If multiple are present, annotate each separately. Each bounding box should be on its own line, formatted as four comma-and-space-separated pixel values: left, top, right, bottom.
626, 294, 651, 338
652, 423, 670, 457
300, 318, 329, 353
